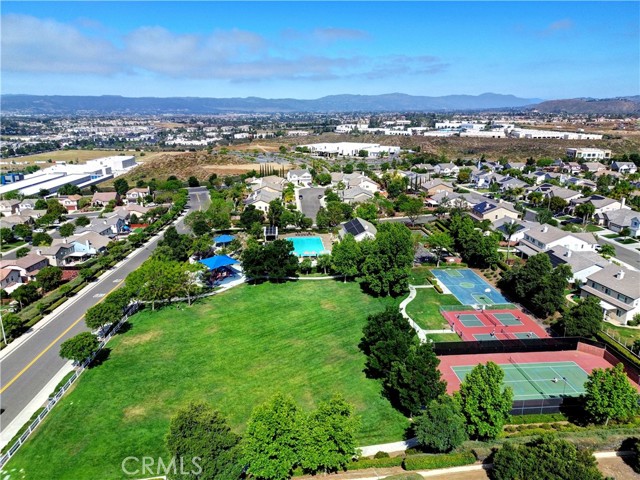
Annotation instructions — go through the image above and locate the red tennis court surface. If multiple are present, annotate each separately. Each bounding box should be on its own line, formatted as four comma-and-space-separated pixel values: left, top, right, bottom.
438, 343, 640, 395
441, 307, 549, 342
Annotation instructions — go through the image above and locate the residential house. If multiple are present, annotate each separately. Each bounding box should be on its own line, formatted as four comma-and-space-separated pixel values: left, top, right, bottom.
57, 194, 83, 212
419, 179, 454, 196
472, 171, 503, 188
580, 162, 607, 174
566, 148, 612, 161
126, 187, 151, 204
434, 163, 459, 176
340, 187, 375, 204
547, 246, 609, 284
547, 186, 583, 203
498, 176, 528, 192
516, 223, 598, 258
91, 191, 119, 207
630, 215, 640, 237
339, 217, 377, 242
286, 169, 313, 186
18, 199, 39, 213
565, 177, 597, 190
0, 267, 23, 293
562, 162, 582, 175
580, 266, 640, 324
344, 173, 379, 193
53, 231, 111, 259
504, 162, 526, 171
572, 195, 630, 224
0, 253, 50, 282
250, 175, 286, 194
0, 199, 20, 217
244, 189, 281, 212
528, 171, 550, 185
36, 243, 75, 267
493, 219, 540, 243
2, 215, 33, 229
470, 200, 520, 222
601, 209, 639, 235
611, 162, 638, 175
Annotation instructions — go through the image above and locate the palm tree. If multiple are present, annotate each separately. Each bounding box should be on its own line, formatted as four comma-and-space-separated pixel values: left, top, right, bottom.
502, 220, 520, 264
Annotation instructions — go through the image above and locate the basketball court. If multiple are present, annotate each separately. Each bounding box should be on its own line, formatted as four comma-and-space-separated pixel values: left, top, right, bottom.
432, 268, 508, 305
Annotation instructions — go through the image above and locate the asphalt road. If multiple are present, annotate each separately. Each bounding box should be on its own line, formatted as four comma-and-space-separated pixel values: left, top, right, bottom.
597, 236, 640, 270
298, 187, 326, 224
0, 188, 209, 431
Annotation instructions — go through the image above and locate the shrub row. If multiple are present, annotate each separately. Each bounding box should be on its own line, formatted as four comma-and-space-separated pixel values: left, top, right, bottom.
596, 332, 640, 369
508, 413, 567, 425
345, 456, 404, 470
402, 451, 476, 470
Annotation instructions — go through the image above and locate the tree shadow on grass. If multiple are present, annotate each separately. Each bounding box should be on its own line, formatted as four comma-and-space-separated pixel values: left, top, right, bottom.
88, 348, 110, 368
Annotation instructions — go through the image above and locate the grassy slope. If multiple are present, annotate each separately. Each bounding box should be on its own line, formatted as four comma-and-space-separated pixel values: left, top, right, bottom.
6, 281, 408, 480
405, 288, 461, 330
6, 149, 145, 164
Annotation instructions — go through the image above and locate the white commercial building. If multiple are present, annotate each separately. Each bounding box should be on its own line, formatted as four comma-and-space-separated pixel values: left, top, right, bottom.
566, 148, 612, 160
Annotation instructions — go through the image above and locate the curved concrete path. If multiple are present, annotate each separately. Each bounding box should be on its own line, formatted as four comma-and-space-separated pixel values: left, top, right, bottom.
399, 285, 433, 342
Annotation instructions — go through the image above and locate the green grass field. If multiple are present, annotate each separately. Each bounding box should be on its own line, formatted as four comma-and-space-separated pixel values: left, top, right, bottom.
409, 266, 434, 285
426, 333, 461, 342
5, 281, 409, 479
406, 287, 461, 330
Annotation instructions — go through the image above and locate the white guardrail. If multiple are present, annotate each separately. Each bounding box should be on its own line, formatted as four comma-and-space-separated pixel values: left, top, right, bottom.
0, 302, 141, 469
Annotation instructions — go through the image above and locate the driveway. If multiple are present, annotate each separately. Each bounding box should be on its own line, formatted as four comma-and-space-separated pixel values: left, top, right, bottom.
298, 187, 326, 224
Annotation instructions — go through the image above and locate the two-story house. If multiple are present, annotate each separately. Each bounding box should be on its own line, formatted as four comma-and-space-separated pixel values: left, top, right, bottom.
92, 191, 120, 207
0, 267, 23, 293
516, 223, 598, 258
126, 187, 151, 205
57, 194, 83, 212
0, 254, 50, 282
580, 266, 640, 324
286, 169, 313, 186
0, 200, 21, 217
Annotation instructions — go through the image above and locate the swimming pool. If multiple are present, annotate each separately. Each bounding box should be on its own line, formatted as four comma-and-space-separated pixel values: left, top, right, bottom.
285, 237, 326, 257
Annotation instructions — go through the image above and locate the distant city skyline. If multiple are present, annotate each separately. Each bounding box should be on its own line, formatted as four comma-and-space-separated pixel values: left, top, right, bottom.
1, 1, 638, 100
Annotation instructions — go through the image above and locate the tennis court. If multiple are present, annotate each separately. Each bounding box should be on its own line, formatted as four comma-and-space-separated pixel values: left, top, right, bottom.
493, 312, 522, 326
457, 314, 485, 327
452, 361, 589, 400
432, 268, 508, 305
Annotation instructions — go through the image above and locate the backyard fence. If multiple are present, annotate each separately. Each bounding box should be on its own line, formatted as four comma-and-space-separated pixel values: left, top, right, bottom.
0, 302, 141, 469
602, 328, 640, 359
439, 303, 517, 313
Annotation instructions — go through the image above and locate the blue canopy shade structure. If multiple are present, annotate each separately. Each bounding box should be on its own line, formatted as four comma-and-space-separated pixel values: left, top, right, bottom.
199, 255, 239, 270
214, 234, 235, 244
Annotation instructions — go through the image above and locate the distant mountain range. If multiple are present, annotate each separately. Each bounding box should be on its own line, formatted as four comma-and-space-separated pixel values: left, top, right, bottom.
1, 92, 541, 114
1, 93, 638, 115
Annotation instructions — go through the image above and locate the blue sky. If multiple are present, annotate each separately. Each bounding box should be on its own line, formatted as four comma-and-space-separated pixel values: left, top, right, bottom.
1, 1, 638, 99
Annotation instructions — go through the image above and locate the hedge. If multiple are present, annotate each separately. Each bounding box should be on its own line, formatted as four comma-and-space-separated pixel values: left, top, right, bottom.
45, 297, 68, 314
596, 332, 640, 369
345, 456, 404, 470
402, 451, 476, 470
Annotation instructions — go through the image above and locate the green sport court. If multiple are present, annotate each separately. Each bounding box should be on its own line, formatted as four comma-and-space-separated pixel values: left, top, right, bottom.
455, 312, 523, 328
473, 332, 539, 341
493, 312, 522, 326
452, 361, 589, 400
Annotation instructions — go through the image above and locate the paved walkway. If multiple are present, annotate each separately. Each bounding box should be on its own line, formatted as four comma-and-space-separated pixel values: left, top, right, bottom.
399, 285, 429, 342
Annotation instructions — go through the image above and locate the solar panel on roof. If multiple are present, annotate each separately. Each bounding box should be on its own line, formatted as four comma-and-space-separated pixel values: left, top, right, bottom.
344, 219, 365, 236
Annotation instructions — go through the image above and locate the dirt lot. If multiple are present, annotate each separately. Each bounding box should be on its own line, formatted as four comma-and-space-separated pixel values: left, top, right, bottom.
597, 456, 639, 480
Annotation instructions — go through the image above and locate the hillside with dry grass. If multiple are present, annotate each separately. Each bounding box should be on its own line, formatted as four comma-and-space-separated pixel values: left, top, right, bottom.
118, 151, 288, 184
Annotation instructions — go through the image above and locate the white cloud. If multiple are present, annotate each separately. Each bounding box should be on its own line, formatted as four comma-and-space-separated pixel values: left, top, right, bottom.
1, 14, 446, 83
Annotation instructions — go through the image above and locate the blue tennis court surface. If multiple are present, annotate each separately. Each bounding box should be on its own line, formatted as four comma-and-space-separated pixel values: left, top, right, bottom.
433, 268, 508, 305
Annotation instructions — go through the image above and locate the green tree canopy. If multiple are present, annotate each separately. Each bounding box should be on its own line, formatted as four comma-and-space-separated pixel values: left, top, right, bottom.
414, 395, 468, 453
243, 394, 302, 480
426, 231, 453, 267
331, 234, 362, 282
492, 435, 603, 480
58, 222, 76, 238
560, 296, 602, 337
384, 341, 446, 416
85, 301, 121, 331
457, 362, 513, 440
299, 394, 359, 474
165, 401, 241, 480
59, 332, 100, 363
361, 222, 413, 297
36, 266, 63, 293
113, 178, 130, 196
584, 363, 640, 425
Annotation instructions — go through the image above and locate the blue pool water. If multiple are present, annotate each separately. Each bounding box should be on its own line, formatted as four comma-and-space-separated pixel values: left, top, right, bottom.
286, 237, 326, 257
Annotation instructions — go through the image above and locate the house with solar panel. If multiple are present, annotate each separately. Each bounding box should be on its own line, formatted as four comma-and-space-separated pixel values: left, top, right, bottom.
339, 217, 377, 242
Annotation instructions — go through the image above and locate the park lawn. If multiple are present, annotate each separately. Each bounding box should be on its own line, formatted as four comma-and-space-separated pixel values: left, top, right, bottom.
6, 281, 409, 480
585, 224, 603, 232
0, 240, 26, 252
426, 333, 461, 342
409, 266, 434, 285
405, 287, 460, 330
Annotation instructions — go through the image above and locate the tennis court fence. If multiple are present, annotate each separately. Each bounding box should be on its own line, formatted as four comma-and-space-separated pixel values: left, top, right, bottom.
511, 396, 582, 416
433, 336, 605, 356
439, 303, 517, 313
